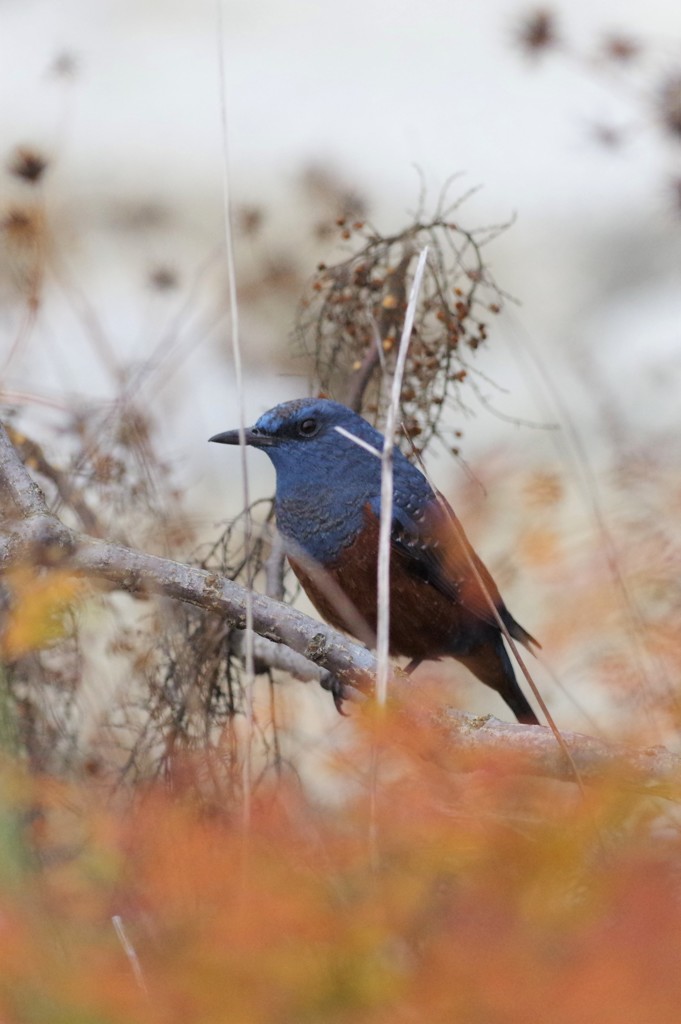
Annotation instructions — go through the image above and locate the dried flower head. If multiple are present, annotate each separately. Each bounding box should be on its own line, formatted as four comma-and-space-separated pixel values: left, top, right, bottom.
8, 147, 49, 185
236, 205, 264, 237
517, 9, 558, 54
602, 35, 640, 63
295, 201, 509, 456
148, 265, 179, 292
657, 74, 681, 139
2, 205, 43, 246
591, 123, 623, 149
49, 51, 79, 78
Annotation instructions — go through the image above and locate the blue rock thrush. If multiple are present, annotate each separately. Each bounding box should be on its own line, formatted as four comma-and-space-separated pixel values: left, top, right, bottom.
210, 398, 539, 724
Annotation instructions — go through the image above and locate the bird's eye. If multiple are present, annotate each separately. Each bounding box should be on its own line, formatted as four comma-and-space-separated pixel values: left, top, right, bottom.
298, 418, 318, 437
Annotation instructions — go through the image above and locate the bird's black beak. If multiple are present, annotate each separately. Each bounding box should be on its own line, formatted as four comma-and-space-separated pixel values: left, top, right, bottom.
208, 427, 273, 447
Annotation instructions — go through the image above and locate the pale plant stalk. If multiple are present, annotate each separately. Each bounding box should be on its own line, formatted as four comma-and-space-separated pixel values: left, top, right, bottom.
370, 247, 429, 868
333, 425, 384, 458
216, 0, 255, 827
375, 246, 429, 705
112, 915, 149, 998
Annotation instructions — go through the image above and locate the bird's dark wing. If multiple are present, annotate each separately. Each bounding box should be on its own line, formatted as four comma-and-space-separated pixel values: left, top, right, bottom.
388, 492, 539, 650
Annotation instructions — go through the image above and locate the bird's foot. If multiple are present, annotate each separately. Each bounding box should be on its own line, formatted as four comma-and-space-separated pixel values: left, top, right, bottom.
320, 672, 349, 715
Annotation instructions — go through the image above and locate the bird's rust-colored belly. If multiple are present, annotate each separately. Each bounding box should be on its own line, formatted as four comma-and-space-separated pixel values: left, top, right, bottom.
287, 515, 466, 660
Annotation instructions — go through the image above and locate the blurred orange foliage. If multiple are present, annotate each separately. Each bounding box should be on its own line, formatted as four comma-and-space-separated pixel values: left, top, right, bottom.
0, 435, 679, 1022
0, 701, 679, 1024
0, 567, 85, 661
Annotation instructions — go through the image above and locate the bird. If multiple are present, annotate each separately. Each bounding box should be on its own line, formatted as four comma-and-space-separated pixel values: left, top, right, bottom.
210, 397, 540, 724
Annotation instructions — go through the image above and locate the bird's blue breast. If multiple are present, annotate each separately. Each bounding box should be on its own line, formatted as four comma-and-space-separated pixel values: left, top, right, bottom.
269, 436, 434, 566
275, 488, 367, 564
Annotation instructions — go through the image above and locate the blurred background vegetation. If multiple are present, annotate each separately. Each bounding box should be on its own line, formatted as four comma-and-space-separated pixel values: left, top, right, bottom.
0, 1, 680, 1020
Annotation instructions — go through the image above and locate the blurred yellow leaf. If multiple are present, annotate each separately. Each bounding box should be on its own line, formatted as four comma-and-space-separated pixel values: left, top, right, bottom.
518, 526, 561, 567
523, 470, 564, 508
0, 567, 85, 660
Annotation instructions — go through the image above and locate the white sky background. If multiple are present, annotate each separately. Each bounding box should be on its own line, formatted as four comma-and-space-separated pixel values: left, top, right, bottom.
1, 0, 680, 499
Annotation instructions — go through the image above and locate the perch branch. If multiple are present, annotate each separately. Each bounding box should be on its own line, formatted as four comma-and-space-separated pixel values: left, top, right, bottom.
436, 708, 681, 802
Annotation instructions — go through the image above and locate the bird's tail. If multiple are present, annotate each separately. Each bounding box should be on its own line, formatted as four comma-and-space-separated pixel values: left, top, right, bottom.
500, 608, 541, 652
455, 632, 539, 725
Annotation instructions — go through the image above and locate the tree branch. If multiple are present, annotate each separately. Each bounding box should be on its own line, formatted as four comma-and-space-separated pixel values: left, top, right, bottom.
4, 425, 102, 535
71, 533, 377, 691
436, 708, 681, 802
0, 421, 51, 519
0, 420, 679, 800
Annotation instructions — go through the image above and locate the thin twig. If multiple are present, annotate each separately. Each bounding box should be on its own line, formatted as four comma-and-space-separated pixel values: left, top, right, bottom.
264, 531, 287, 601
216, 0, 255, 825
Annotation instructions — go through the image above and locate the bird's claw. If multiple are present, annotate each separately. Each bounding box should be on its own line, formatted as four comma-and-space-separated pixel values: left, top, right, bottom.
321, 673, 349, 715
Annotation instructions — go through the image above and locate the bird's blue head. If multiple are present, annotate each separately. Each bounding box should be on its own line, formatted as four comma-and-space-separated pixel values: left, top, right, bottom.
209, 398, 389, 489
